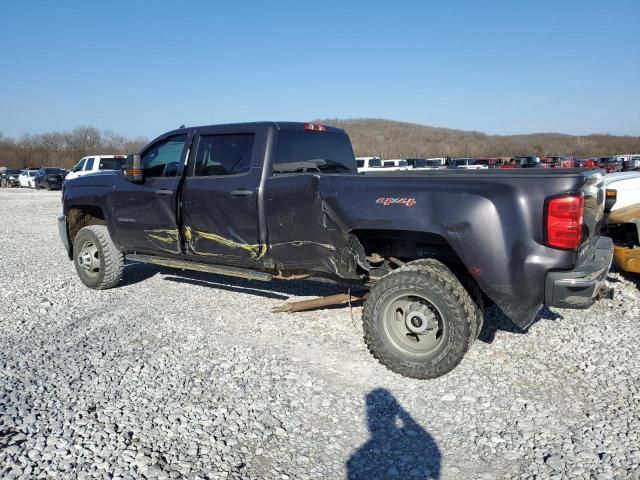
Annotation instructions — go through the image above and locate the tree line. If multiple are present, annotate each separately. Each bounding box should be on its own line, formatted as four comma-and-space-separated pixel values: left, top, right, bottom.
0, 127, 148, 169
319, 118, 640, 159
2, 119, 640, 169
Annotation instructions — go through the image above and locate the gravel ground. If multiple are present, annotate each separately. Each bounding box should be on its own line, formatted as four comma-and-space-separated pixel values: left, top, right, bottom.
0, 188, 639, 480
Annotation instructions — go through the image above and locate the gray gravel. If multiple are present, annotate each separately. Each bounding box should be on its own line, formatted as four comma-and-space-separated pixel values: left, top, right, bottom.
1, 188, 639, 479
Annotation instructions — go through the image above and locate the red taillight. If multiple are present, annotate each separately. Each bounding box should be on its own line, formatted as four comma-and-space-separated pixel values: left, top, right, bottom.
546, 195, 584, 250
304, 123, 327, 132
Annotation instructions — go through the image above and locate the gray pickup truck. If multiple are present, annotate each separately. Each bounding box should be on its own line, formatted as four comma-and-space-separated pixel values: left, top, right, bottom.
58, 122, 614, 379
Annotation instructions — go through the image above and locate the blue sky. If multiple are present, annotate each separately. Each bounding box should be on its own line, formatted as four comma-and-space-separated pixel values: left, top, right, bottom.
1, 0, 638, 139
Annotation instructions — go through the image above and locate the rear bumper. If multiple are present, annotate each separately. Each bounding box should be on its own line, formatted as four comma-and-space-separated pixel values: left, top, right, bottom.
545, 236, 613, 309
57, 214, 72, 259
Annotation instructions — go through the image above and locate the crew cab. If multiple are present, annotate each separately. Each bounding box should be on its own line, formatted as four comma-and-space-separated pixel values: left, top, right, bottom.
58, 122, 614, 379
65, 155, 128, 181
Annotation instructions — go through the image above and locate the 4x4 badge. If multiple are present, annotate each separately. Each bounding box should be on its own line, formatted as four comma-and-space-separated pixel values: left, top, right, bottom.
376, 197, 416, 207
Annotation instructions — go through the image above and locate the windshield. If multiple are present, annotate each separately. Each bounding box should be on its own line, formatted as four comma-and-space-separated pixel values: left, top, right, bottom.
99, 157, 127, 170
273, 130, 356, 174
398, 160, 408, 167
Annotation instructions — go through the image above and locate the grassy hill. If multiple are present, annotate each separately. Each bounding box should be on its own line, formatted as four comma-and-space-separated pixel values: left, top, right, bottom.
316, 118, 640, 159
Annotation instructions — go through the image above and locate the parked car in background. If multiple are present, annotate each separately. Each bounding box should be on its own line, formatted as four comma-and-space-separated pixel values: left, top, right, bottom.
381, 159, 410, 171
474, 158, 500, 169
356, 157, 384, 173
500, 158, 520, 169
617, 154, 640, 171
544, 156, 575, 168
599, 157, 623, 173
409, 159, 447, 170
576, 158, 600, 169
0, 169, 22, 187
18, 169, 38, 188
34, 167, 68, 190
449, 158, 488, 170
515, 156, 543, 168
64, 155, 127, 181
406, 157, 448, 168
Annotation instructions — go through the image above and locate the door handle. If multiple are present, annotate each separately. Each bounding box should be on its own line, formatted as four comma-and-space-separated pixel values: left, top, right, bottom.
155, 189, 174, 196
230, 189, 254, 196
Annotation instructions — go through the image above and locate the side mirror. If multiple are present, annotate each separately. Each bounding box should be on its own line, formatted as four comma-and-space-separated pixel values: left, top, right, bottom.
122, 154, 143, 183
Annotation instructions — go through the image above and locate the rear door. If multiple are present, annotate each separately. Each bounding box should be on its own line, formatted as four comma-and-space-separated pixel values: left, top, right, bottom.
110, 131, 192, 254
181, 126, 266, 267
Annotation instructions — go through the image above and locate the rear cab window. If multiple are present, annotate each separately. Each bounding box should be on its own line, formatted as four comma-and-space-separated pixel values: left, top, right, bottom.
193, 134, 255, 177
272, 129, 356, 175
99, 157, 126, 170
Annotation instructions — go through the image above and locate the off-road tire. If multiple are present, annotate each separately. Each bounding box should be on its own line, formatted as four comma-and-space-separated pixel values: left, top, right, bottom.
73, 225, 124, 289
362, 264, 474, 379
407, 258, 485, 342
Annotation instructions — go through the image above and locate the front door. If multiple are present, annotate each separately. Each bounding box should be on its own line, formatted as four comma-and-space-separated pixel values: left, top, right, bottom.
181, 128, 264, 267
111, 132, 191, 254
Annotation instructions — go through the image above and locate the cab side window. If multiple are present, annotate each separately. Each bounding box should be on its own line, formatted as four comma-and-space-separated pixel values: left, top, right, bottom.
193, 134, 254, 176
141, 135, 187, 177
85, 158, 95, 171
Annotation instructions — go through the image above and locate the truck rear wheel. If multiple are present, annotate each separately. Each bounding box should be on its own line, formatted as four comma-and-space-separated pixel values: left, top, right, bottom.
362, 264, 474, 379
73, 225, 124, 289
407, 258, 484, 342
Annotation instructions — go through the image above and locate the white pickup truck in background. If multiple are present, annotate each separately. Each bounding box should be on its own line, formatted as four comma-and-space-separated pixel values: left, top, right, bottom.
381, 159, 411, 171
64, 155, 127, 181
356, 156, 384, 172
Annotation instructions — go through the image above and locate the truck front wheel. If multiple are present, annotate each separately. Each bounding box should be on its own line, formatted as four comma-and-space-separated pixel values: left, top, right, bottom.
363, 264, 474, 379
73, 225, 124, 289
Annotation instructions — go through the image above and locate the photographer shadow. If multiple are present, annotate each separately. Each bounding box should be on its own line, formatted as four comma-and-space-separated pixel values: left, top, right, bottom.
347, 388, 440, 480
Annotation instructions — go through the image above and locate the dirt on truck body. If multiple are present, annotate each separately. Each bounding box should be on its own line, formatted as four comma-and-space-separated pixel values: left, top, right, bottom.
58, 121, 614, 379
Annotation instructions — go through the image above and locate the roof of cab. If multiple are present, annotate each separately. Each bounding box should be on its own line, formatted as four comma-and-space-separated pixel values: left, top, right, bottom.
162, 121, 345, 137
